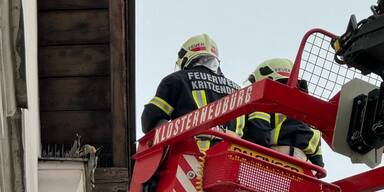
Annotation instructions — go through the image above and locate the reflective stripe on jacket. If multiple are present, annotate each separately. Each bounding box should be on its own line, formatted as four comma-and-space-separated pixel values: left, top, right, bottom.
242, 111, 324, 167
141, 66, 242, 134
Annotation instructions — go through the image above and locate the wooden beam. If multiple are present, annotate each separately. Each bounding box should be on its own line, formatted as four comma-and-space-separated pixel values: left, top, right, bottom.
39, 45, 110, 77
110, 0, 128, 167
38, 10, 109, 46
39, 77, 110, 111
38, 0, 108, 11
40, 111, 111, 144
94, 168, 128, 192
95, 168, 128, 182
126, 0, 136, 179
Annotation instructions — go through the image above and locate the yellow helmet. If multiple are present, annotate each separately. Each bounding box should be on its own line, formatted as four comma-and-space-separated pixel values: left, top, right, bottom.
176, 34, 219, 70
248, 58, 293, 83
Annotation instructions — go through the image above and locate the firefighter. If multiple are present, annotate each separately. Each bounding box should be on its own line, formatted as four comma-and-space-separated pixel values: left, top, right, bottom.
242, 58, 324, 167
140, 34, 246, 191
142, 33, 245, 150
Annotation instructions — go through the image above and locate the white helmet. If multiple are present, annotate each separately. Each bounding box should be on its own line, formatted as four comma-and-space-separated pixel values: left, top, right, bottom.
176, 34, 219, 70
248, 58, 293, 83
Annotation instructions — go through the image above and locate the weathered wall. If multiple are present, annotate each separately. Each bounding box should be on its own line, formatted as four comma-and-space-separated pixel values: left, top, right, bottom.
37, 0, 135, 170
0, 0, 27, 192
36, 0, 135, 190
37, 0, 113, 161
0, 0, 26, 191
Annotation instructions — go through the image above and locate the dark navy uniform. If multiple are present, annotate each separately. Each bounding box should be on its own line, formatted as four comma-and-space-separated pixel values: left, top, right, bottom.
142, 66, 245, 137
242, 112, 324, 167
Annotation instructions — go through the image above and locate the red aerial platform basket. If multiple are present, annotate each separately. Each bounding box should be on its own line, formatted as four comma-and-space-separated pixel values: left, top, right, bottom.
129, 28, 384, 192
202, 131, 339, 192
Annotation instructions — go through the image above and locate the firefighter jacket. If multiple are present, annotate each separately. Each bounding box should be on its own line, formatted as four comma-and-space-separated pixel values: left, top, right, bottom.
242, 111, 324, 167
141, 66, 246, 136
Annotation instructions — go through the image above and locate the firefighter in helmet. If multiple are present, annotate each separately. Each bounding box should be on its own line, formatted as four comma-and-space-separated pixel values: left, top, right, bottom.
242, 58, 324, 167
142, 33, 245, 150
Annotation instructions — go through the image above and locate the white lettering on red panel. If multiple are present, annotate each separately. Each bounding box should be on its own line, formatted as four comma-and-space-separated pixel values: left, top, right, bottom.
153, 86, 253, 145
